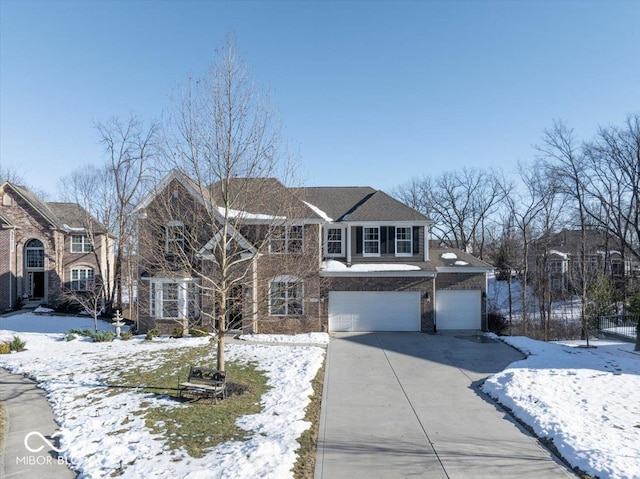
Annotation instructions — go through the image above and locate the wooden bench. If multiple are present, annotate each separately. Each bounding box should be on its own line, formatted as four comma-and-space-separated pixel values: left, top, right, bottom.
178, 367, 227, 403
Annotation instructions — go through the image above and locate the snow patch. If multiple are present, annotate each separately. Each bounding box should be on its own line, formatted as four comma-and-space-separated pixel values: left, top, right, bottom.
440, 252, 457, 260
322, 260, 420, 272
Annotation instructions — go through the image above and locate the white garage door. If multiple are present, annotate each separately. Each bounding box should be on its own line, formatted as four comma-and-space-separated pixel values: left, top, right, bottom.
328, 291, 421, 332
436, 290, 481, 330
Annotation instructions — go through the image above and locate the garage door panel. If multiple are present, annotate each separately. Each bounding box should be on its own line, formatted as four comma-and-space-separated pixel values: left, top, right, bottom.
436, 290, 481, 330
329, 291, 420, 332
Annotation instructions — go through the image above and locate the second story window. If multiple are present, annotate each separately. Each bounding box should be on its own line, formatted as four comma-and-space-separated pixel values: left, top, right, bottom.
363, 227, 380, 256
326, 227, 343, 256
71, 235, 92, 253
270, 225, 304, 254
165, 221, 185, 255
395, 227, 412, 256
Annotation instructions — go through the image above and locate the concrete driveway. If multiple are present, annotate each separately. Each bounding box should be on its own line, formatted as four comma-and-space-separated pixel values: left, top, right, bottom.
315, 332, 575, 479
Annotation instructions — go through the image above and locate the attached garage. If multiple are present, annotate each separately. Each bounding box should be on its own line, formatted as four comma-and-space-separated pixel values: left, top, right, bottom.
435, 290, 481, 330
328, 291, 421, 332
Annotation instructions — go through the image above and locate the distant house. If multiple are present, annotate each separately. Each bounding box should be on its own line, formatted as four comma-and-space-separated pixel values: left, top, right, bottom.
529, 228, 638, 296
134, 170, 492, 334
0, 181, 112, 312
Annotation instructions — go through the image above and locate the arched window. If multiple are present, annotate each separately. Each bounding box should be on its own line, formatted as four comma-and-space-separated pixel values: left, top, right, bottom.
25, 239, 44, 269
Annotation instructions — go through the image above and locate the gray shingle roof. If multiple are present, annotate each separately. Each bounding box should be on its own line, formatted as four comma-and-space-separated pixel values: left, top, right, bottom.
210, 178, 323, 220
47, 202, 108, 234
292, 186, 431, 223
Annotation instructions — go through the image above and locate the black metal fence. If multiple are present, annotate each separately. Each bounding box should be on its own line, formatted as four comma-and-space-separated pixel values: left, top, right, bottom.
598, 314, 639, 341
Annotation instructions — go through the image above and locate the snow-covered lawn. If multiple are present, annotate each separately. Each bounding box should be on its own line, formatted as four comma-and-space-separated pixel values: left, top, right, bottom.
482, 335, 640, 479
3, 310, 639, 478
0, 312, 326, 479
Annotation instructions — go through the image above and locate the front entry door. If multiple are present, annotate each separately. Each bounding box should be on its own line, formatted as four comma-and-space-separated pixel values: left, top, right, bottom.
28, 271, 45, 298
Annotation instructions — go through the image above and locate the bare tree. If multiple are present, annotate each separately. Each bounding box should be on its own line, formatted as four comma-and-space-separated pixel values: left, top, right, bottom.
581, 114, 640, 349
394, 168, 509, 259
537, 121, 592, 342
60, 115, 158, 314
139, 36, 315, 372
496, 161, 558, 336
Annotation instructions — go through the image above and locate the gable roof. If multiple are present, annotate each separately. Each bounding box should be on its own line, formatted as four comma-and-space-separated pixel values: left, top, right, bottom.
1, 182, 107, 233
2, 181, 60, 227
292, 186, 432, 223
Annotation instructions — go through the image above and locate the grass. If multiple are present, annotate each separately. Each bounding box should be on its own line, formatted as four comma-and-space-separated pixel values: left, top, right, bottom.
293, 361, 325, 479
110, 343, 270, 458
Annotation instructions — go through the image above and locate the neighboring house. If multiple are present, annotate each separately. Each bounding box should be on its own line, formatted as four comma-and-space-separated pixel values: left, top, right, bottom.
134, 170, 492, 335
0, 181, 112, 312
530, 228, 639, 296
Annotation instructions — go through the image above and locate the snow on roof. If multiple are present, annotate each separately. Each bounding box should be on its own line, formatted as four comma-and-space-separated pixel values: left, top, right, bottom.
549, 250, 569, 259
217, 207, 286, 221
441, 252, 458, 260
454, 260, 469, 266
63, 224, 86, 232
322, 260, 420, 272
303, 201, 333, 222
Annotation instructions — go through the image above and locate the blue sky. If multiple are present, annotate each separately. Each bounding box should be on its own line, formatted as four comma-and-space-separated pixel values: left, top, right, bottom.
1, 0, 638, 198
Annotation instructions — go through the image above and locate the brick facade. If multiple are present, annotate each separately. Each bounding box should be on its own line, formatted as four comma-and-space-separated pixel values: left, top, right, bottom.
0, 183, 107, 311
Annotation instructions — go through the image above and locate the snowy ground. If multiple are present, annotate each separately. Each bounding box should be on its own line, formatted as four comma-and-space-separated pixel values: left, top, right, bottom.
0, 312, 326, 479
483, 335, 640, 479
2, 310, 639, 479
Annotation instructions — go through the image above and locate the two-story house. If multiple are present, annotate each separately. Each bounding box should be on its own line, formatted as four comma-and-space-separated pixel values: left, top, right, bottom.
0, 181, 112, 312
135, 170, 491, 335
530, 228, 638, 297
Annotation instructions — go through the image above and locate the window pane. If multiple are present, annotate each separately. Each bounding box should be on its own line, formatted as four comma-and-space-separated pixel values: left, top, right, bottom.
162, 283, 179, 317
396, 227, 412, 254
270, 282, 286, 315
327, 228, 342, 254
270, 226, 286, 253
288, 226, 303, 253
364, 228, 379, 254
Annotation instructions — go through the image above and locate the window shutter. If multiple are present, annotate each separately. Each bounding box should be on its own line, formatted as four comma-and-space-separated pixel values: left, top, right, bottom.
356, 227, 363, 254
413, 226, 420, 254
388, 226, 395, 254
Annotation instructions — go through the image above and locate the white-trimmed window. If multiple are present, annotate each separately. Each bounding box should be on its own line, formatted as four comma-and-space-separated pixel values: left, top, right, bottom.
165, 221, 185, 254
71, 235, 92, 253
326, 227, 343, 256
549, 260, 564, 274
270, 225, 304, 254
395, 227, 412, 256
149, 279, 199, 319
269, 276, 303, 316
71, 267, 95, 291
25, 239, 45, 268
363, 227, 380, 256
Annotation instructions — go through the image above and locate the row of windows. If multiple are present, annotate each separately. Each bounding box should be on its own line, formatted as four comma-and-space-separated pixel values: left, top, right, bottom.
326, 226, 416, 257
148, 278, 303, 319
